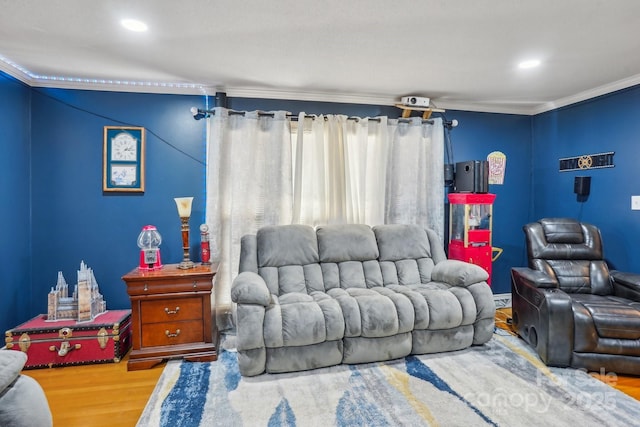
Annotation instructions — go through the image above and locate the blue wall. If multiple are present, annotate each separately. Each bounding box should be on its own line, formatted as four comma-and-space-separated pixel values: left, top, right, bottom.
0, 73, 32, 337
443, 111, 533, 293
532, 85, 640, 272
27, 88, 208, 330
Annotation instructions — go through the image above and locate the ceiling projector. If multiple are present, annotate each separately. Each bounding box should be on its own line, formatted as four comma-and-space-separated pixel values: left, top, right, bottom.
401, 96, 431, 107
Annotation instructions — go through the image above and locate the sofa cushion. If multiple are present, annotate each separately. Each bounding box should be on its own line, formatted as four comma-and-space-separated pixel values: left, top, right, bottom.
379, 258, 437, 286
327, 287, 414, 338
317, 224, 379, 262
259, 264, 325, 295
374, 224, 431, 261
263, 292, 344, 348
406, 284, 468, 330
257, 224, 319, 267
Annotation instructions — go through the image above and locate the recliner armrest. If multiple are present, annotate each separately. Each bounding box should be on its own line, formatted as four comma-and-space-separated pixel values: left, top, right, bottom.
611, 270, 640, 300
511, 267, 572, 366
511, 267, 558, 288
432, 259, 489, 287
231, 272, 271, 306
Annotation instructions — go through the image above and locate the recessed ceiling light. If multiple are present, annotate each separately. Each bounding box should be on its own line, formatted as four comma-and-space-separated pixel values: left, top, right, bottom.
518, 59, 541, 69
121, 19, 148, 32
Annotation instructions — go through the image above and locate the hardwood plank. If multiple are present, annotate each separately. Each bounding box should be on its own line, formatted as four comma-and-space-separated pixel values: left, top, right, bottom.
23, 353, 163, 427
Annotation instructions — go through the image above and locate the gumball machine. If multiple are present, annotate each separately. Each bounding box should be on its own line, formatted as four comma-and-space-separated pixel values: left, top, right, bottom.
137, 225, 163, 271
448, 193, 499, 285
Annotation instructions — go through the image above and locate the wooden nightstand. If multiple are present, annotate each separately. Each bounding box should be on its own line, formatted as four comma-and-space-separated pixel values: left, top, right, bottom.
122, 263, 218, 370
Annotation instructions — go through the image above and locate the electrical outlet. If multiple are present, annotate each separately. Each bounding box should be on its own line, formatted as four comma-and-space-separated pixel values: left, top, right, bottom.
632, 196, 640, 210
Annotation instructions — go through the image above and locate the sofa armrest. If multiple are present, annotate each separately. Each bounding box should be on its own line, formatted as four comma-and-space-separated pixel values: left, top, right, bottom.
231, 272, 271, 306
611, 270, 640, 300
0, 351, 26, 393
432, 259, 489, 287
0, 351, 53, 427
511, 267, 558, 289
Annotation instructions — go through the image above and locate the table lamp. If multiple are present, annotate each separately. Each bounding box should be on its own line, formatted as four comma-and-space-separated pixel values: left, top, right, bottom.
174, 197, 195, 269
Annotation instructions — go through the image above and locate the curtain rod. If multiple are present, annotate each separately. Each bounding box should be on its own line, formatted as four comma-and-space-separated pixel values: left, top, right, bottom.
190, 107, 433, 124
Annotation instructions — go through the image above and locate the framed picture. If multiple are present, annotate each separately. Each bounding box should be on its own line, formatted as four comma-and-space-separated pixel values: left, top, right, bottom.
103, 126, 145, 192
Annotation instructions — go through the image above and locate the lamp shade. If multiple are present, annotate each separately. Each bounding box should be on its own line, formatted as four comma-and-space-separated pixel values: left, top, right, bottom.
174, 197, 194, 218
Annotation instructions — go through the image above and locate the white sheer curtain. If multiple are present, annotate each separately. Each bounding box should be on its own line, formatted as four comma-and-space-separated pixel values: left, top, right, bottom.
205, 108, 292, 331
206, 110, 444, 330
386, 117, 445, 240
292, 114, 388, 226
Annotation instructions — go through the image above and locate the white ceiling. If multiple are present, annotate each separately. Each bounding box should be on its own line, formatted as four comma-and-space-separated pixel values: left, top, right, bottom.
1, 0, 639, 115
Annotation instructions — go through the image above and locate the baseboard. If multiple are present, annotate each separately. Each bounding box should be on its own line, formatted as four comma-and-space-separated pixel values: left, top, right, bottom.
493, 293, 511, 308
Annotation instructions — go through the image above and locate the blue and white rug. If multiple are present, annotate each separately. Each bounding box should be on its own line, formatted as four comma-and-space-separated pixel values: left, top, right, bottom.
137, 332, 640, 426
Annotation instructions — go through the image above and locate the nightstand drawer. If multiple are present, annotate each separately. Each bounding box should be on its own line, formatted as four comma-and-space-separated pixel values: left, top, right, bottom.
140, 297, 203, 324
141, 320, 204, 347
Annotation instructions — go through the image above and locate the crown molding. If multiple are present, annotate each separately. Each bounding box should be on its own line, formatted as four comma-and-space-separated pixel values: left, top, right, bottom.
0, 57, 31, 85
2, 57, 638, 116
31, 78, 209, 96
531, 73, 640, 115
433, 100, 536, 116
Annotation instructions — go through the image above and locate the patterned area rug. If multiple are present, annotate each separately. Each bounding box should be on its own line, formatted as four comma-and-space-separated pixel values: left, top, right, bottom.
137, 331, 640, 426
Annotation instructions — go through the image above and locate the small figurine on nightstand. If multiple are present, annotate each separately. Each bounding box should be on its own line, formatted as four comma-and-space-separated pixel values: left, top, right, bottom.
200, 224, 212, 265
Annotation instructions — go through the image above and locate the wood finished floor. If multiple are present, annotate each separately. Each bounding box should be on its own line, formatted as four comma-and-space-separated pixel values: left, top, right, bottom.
22, 308, 640, 426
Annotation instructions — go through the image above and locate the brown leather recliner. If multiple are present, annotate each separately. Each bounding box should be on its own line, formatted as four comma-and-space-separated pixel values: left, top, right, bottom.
511, 217, 640, 375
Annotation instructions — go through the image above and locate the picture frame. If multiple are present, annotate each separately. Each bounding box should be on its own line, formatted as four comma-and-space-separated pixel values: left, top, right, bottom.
103, 126, 145, 192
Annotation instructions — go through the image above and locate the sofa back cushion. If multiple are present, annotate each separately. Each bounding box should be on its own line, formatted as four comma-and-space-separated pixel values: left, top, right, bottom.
257, 225, 319, 267
257, 225, 323, 295
246, 223, 446, 296
374, 224, 440, 286
317, 224, 382, 291
317, 224, 379, 262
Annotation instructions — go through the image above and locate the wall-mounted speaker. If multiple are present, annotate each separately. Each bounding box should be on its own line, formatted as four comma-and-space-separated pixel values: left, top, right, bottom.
574, 176, 591, 196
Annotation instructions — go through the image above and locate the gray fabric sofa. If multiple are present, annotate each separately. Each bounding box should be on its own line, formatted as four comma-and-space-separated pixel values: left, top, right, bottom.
0, 350, 53, 427
231, 223, 496, 376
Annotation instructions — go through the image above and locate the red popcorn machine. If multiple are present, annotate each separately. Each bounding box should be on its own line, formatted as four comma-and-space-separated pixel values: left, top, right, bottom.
448, 193, 501, 285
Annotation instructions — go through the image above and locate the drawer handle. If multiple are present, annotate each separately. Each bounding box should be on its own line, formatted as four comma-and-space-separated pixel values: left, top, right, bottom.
164, 306, 180, 315
143, 283, 148, 291
165, 329, 181, 338
193, 281, 198, 288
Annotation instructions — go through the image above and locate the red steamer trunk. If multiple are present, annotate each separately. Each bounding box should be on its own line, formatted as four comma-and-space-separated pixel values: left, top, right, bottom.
4, 310, 132, 369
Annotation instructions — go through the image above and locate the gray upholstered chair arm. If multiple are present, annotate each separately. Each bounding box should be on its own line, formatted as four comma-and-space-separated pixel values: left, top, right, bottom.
0, 351, 25, 393
231, 272, 271, 306
0, 351, 53, 427
431, 259, 489, 287
511, 267, 558, 289
611, 270, 640, 300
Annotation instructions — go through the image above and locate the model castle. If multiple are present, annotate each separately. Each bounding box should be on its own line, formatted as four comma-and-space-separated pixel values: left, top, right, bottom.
47, 261, 107, 322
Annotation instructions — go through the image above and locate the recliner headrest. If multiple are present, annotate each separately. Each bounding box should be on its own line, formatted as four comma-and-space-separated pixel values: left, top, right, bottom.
540, 218, 584, 244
